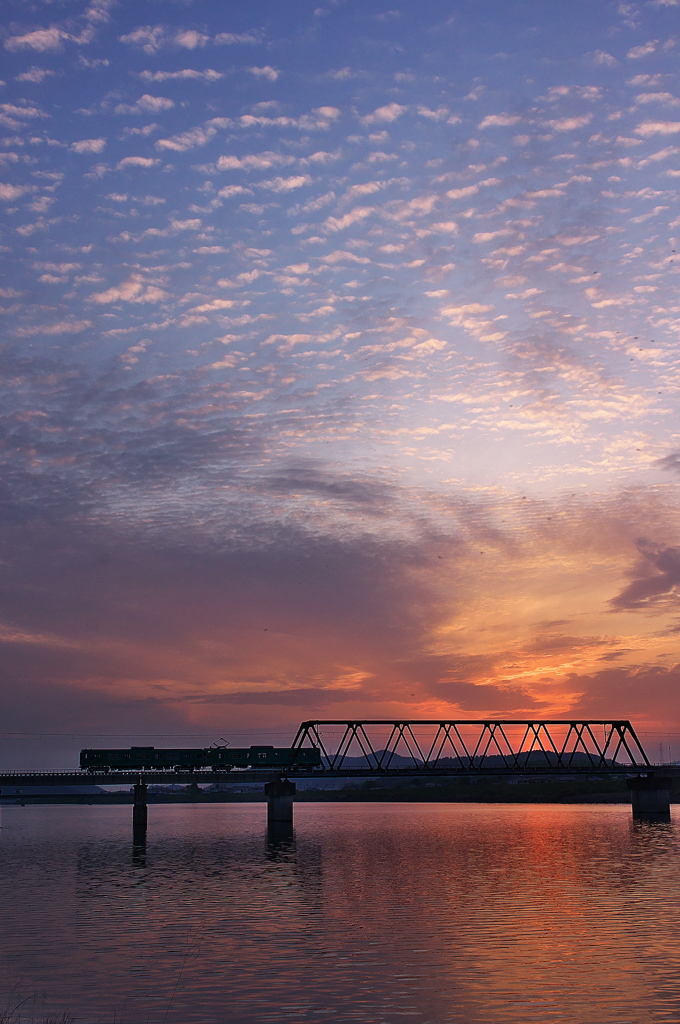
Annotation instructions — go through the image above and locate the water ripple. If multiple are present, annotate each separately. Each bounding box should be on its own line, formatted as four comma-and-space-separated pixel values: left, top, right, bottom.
0, 803, 679, 1024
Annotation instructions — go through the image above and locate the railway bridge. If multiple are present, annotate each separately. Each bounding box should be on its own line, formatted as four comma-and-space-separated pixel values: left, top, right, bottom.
0, 720, 674, 839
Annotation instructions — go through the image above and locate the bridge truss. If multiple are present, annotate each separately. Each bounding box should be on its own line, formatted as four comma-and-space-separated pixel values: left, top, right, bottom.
291, 720, 651, 774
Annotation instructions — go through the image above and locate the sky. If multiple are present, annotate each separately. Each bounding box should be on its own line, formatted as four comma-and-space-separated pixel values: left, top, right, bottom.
1, 0, 680, 767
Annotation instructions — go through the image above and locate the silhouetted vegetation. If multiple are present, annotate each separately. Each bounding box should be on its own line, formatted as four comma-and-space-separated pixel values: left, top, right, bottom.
0, 996, 75, 1024
296, 776, 636, 803
7, 775, 680, 806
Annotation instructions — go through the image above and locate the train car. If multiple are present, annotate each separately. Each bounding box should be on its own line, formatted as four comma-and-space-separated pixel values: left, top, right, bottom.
237, 746, 321, 768
79, 745, 321, 772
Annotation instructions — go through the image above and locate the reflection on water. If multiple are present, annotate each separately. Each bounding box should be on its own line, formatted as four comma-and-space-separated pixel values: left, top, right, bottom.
0, 802, 679, 1023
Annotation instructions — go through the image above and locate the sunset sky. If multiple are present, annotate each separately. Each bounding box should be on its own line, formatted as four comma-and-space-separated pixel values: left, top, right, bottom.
2, 0, 680, 766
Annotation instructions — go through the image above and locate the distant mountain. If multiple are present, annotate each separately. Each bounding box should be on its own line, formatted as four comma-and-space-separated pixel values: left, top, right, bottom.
323, 750, 620, 769
327, 750, 424, 768
0, 785, 107, 796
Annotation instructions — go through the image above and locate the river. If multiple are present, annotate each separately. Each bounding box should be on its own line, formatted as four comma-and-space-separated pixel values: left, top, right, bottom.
0, 802, 678, 1023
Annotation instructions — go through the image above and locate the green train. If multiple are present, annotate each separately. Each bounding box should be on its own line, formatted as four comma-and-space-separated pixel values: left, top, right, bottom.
80, 745, 321, 773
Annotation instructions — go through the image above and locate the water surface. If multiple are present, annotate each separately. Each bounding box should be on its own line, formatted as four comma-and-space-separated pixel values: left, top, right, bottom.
0, 802, 679, 1024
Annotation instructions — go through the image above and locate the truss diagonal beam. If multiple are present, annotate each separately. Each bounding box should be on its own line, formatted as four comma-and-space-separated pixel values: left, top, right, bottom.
292, 720, 651, 774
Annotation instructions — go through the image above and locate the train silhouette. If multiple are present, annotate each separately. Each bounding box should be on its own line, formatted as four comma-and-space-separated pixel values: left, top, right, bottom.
80, 745, 321, 772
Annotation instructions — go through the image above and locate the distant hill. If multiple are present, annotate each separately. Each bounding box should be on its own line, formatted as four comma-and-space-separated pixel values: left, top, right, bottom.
330, 750, 422, 767
1, 785, 106, 797
324, 750, 620, 769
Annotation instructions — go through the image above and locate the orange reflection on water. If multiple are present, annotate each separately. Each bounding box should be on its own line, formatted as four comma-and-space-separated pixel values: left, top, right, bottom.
1, 802, 679, 1023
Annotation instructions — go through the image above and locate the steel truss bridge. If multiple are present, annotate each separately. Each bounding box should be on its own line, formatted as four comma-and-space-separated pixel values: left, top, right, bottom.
290, 720, 654, 776
0, 720, 663, 787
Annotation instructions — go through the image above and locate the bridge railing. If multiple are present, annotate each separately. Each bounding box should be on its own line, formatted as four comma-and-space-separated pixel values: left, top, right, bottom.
290, 720, 651, 773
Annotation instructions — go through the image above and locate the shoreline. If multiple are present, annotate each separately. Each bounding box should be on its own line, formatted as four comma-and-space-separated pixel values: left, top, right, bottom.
3, 776, 672, 805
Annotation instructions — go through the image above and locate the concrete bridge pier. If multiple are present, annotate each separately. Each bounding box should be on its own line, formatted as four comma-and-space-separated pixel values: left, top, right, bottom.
132, 780, 148, 843
265, 777, 296, 826
627, 776, 672, 820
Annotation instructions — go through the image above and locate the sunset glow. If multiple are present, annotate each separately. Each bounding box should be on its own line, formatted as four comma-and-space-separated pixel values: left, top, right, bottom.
2, 0, 680, 765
